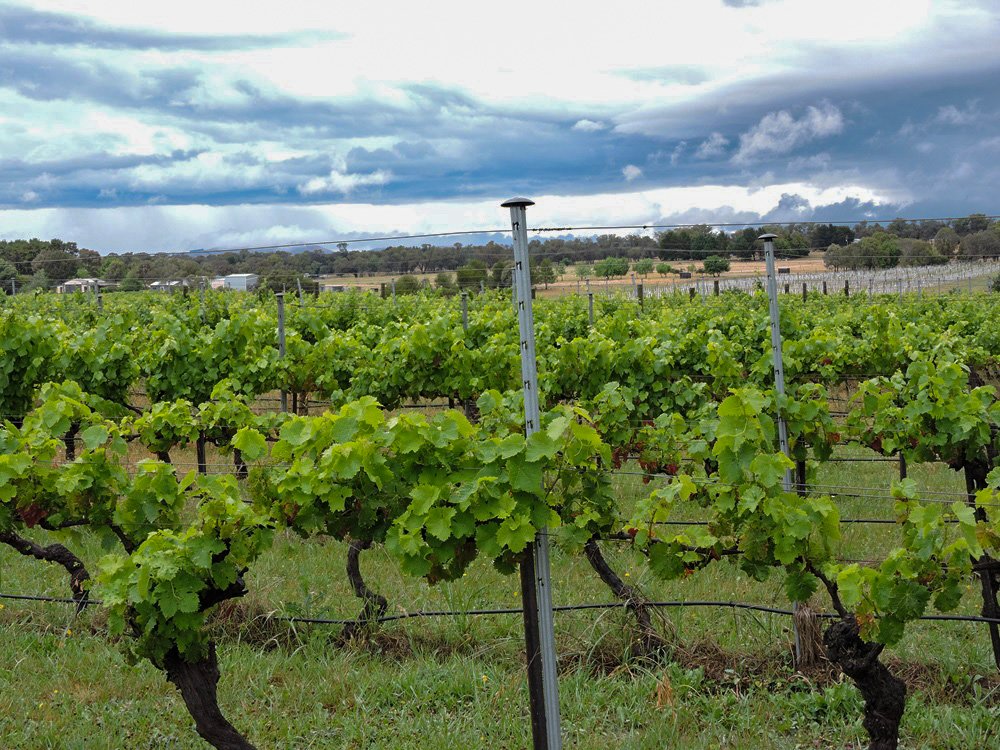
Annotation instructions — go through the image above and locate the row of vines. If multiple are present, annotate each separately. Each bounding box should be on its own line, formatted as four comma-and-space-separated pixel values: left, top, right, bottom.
2, 287, 999, 749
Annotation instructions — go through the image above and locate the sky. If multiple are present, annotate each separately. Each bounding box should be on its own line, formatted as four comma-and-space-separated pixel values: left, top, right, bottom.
1, 0, 999, 253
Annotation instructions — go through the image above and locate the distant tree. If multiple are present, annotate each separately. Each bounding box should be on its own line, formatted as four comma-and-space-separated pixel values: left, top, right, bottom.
726, 228, 758, 259
120, 273, 143, 292
933, 227, 961, 256
31, 248, 79, 283
958, 231, 1000, 260
899, 239, 947, 267
23, 269, 51, 292
532, 258, 557, 289
810, 224, 855, 248
100, 257, 128, 281
435, 272, 455, 291
0, 259, 17, 284
991, 274, 1000, 293
655, 262, 674, 277
689, 229, 720, 259
491, 261, 513, 289
593, 257, 630, 278
701, 255, 730, 276
574, 264, 592, 280
952, 214, 991, 236
456, 260, 488, 290
782, 231, 811, 258
858, 232, 900, 268
394, 274, 421, 294
633, 258, 654, 277
824, 244, 853, 270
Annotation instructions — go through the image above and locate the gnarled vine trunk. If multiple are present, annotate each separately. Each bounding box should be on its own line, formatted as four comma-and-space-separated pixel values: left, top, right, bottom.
584, 538, 669, 659
163, 643, 257, 750
232, 447, 248, 480
965, 460, 1000, 670
823, 618, 905, 750
0, 530, 90, 610
336, 538, 388, 644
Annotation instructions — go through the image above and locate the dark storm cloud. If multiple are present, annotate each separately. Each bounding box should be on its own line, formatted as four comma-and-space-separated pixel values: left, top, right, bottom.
0, 5, 345, 51
0, 47, 202, 108
3, 1, 1000, 224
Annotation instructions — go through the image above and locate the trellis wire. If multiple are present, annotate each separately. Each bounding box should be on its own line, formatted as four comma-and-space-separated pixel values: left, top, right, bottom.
3, 590, 999, 626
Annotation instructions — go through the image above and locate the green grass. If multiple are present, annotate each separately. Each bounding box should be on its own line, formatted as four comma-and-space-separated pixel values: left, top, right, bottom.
1, 448, 998, 748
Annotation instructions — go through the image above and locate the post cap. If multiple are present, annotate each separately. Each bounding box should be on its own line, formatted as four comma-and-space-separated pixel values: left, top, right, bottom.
501, 197, 535, 208
758, 233, 778, 240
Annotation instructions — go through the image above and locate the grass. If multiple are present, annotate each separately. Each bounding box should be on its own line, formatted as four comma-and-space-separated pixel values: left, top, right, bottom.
1, 444, 998, 747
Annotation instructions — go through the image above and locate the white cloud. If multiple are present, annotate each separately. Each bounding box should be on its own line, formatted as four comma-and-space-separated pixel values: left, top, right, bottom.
934, 102, 979, 126
733, 102, 844, 164
21, 191, 39, 203
621, 164, 643, 181
572, 119, 606, 132
297, 169, 392, 195
694, 132, 729, 159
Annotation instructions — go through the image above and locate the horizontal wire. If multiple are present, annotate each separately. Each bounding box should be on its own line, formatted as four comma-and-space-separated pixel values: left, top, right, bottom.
3, 590, 998, 626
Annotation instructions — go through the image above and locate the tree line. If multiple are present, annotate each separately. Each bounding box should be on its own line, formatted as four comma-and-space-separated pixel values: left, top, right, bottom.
1, 214, 996, 293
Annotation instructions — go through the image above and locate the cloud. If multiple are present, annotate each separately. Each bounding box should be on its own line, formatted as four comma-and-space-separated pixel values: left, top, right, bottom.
297, 169, 392, 195
787, 152, 832, 171
0, 181, 903, 253
695, 132, 730, 159
0, 5, 345, 51
2, 1, 999, 239
732, 102, 844, 164
934, 102, 980, 126
621, 164, 643, 181
614, 65, 709, 85
572, 119, 607, 132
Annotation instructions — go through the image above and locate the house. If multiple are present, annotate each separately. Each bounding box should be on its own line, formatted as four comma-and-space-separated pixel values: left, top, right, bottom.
149, 280, 190, 292
222, 273, 259, 291
321, 283, 347, 293
57, 277, 113, 294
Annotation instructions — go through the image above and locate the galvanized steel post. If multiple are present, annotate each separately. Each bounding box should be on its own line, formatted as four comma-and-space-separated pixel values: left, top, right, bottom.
277, 293, 287, 413
461, 291, 469, 331
502, 197, 562, 750
760, 233, 801, 664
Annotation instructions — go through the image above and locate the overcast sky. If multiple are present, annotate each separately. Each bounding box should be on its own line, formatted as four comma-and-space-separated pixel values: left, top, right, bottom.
1, 0, 999, 252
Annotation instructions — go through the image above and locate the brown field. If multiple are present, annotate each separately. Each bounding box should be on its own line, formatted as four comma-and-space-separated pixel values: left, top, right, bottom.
319, 254, 830, 296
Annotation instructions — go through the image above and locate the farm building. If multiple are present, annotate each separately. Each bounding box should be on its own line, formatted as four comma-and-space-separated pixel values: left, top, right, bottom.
149, 280, 190, 292
222, 273, 259, 291
57, 277, 114, 294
